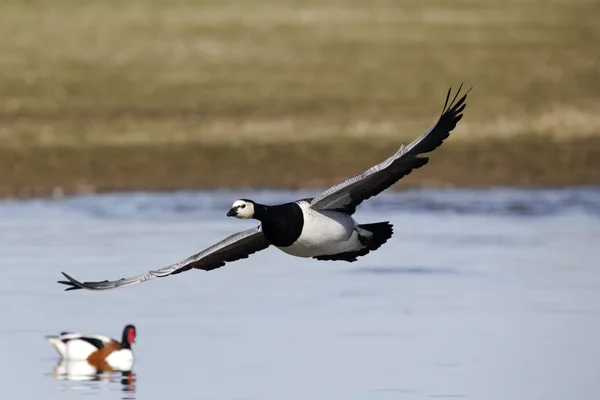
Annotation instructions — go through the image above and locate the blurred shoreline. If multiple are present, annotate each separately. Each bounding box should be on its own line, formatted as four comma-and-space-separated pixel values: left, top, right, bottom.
2, 136, 599, 199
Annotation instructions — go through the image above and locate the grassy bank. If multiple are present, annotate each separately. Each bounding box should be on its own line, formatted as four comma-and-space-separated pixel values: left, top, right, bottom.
1, 0, 599, 196
2, 136, 599, 198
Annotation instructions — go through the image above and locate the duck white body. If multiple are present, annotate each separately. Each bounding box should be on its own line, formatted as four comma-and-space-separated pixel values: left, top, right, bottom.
104, 349, 134, 370
47, 333, 111, 360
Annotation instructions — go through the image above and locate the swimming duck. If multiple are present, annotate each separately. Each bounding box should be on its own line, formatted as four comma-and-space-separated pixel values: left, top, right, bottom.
46, 324, 136, 371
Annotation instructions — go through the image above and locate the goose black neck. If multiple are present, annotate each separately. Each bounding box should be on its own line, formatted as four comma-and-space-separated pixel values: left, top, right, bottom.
251, 201, 304, 247
252, 202, 270, 222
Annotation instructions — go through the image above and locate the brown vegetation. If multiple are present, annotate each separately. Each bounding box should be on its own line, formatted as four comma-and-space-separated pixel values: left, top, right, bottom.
1, 0, 599, 197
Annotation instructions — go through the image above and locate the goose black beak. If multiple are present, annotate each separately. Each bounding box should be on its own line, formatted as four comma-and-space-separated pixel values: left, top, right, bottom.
226, 208, 237, 217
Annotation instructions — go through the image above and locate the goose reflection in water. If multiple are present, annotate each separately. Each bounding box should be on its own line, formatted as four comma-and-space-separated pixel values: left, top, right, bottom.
50, 359, 136, 398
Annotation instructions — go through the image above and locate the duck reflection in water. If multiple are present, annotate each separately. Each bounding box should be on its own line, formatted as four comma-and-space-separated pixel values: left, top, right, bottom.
51, 359, 136, 396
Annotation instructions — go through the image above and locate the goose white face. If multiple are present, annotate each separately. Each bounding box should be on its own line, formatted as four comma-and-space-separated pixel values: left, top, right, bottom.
227, 200, 254, 219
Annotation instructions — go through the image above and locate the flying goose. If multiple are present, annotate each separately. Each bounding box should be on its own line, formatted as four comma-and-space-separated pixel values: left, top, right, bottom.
46, 325, 136, 371
59, 85, 470, 291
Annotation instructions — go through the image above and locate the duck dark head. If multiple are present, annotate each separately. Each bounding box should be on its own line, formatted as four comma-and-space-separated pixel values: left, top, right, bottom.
121, 324, 136, 348
227, 199, 256, 219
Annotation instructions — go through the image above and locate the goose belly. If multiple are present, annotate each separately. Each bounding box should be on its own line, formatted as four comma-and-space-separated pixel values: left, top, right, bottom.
277, 209, 361, 257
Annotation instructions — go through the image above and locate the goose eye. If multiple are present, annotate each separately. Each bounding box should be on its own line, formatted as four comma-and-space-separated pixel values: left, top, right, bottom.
241, 204, 246, 209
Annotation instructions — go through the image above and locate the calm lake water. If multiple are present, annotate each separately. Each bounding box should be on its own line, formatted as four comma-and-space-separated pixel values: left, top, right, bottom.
0, 188, 598, 400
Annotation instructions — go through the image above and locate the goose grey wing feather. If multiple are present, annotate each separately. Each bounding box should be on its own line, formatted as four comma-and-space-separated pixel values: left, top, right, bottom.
310, 84, 470, 214
58, 226, 269, 291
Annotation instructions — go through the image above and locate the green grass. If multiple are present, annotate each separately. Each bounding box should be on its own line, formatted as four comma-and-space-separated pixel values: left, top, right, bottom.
0, 0, 599, 195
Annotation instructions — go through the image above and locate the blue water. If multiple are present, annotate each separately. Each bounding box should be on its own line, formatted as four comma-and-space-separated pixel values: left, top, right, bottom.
0, 188, 599, 399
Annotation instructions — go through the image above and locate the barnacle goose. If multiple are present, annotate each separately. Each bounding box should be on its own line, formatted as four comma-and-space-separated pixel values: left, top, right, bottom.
59, 85, 470, 291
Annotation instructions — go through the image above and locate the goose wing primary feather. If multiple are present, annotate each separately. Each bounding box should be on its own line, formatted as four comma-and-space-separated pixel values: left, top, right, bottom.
59, 226, 269, 291
310, 85, 471, 215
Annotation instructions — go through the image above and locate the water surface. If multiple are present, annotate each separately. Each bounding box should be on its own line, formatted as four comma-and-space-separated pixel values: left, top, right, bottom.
0, 188, 598, 399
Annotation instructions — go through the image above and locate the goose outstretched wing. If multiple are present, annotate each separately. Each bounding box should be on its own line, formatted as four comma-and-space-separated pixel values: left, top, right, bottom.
59, 225, 270, 291
310, 85, 471, 215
